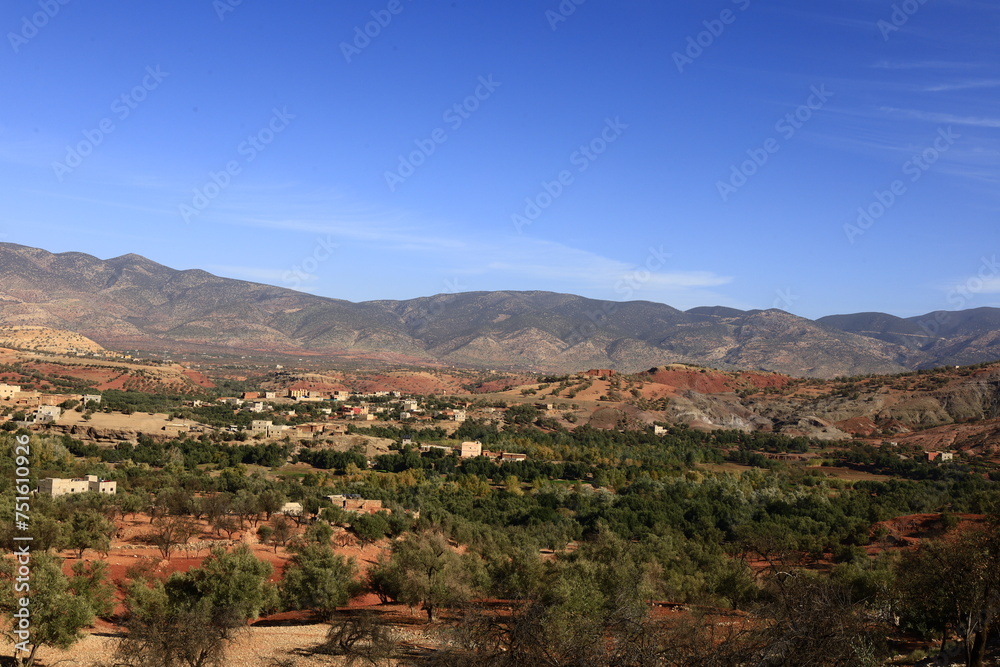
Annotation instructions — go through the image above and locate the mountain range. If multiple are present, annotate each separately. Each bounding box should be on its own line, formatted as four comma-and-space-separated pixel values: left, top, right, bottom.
1, 242, 998, 378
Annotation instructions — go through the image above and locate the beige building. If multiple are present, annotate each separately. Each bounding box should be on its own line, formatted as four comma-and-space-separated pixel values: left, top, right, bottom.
0, 384, 21, 400
460, 441, 483, 458
325, 494, 384, 514
251, 420, 280, 437
39, 475, 116, 497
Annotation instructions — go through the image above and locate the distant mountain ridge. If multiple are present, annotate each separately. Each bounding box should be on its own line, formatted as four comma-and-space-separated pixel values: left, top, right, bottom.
1, 242, 998, 378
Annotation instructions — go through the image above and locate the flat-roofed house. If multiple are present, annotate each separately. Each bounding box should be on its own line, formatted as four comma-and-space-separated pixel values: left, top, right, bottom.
251, 420, 277, 436
280, 502, 303, 516
39, 475, 116, 497
34, 405, 62, 423
460, 441, 483, 458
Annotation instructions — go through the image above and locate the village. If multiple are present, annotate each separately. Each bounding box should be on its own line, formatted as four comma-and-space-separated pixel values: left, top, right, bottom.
0, 380, 536, 467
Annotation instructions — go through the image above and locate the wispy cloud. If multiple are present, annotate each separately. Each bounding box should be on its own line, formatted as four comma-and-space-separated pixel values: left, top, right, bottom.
458, 236, 734, 305
878, 107, 1000, 127
199, 188, 737, 307
206, 264, 318, 286
922, 80, 1000, 92
871, 60, 986, 70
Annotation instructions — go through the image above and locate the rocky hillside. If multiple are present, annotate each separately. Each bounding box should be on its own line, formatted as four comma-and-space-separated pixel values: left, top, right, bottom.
2, 242, 999, 378
617, 363, 1000, 443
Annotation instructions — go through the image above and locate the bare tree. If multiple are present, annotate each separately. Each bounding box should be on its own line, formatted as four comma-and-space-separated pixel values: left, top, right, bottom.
211, 514, 240, 540
112, 606, 235, 667
147, 515, 199, 560
321, 611, 396, 666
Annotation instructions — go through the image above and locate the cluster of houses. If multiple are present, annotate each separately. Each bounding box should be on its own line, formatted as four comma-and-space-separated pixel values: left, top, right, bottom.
0, 383, 100, 425
249, 419, 354, 438
326, 494, 384, 514
240, 389, 398, 403
279, 495, 384, 517
416, 440, 528, 463
216, 389, 476, 438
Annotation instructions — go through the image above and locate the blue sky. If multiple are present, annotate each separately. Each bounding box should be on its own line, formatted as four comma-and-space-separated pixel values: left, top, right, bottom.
1, 0, 998, 319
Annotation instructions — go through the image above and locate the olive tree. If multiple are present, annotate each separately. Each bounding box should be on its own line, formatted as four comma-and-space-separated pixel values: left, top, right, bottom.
0, 551, 95, 667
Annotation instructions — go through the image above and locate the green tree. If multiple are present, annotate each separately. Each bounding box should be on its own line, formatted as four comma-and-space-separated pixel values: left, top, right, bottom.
65, 509, 114, 558
304, 520, 333, 545
268, 514, 295, 552
0, 551, 94, 667
68, 559, 116, 619
172, 544, 278, 629
117, 544, 276, 667
381, 531, 478, 621
117, 492, 146, 521
281, 543, 360, 620
896, 521, 1000, 667
351, 512, 391, 546
257, 488, 286, 521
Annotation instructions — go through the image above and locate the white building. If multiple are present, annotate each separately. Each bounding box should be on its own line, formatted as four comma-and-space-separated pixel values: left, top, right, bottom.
280, 502, 303, 516
0, 384, 21, 400
39, 475, 116, 497
34, 405, 62, 423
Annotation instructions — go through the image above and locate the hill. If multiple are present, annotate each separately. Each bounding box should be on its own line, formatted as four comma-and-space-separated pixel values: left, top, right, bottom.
2, 242, 1000, 378
0, 325, 106, 354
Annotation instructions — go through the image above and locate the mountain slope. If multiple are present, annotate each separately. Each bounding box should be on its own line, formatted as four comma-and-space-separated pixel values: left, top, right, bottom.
1, 242, 998, 377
